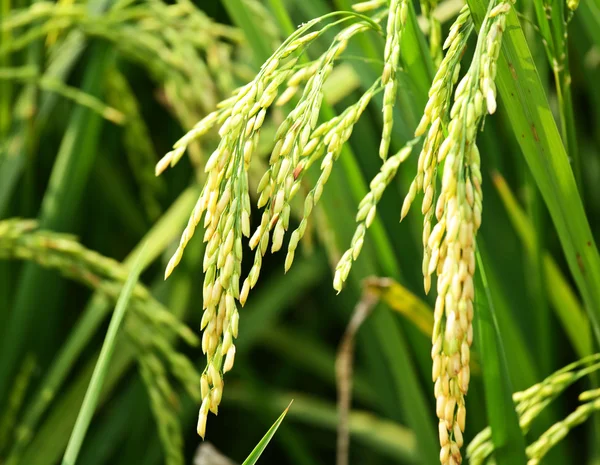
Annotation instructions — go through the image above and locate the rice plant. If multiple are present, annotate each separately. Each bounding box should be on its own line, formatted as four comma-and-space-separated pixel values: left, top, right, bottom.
1, 0, 600, 464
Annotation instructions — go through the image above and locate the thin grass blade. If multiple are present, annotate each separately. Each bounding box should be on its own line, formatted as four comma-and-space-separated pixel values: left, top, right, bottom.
241, 401, 293, 465
474, 245, 527, 465
492, 171, 591, 357
61, 243, 147, 465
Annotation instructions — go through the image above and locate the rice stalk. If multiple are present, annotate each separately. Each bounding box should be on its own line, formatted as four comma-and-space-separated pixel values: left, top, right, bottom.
61, 243, 146, 465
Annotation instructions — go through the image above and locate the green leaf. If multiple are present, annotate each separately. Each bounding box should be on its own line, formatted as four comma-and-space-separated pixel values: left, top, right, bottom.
61, 243, 148, 465
226, 387, 418, 463
241, 401, 292, 465
474, 245, 527, 465
492, 171, 591, 358
466, 0, 600, 344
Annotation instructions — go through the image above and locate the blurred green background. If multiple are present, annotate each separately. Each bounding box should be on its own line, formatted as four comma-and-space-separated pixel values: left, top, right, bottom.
1, 0, 600, 464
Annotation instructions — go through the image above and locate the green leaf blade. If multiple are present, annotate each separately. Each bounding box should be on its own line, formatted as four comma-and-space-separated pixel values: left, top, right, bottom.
474, 245, 527, 465
241, 401, 293, 465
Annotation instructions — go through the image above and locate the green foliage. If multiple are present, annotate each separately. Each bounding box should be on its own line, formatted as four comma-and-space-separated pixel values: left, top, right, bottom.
1, 0, 600, 464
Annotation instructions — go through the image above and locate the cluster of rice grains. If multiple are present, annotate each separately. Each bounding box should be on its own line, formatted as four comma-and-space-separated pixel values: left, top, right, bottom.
157, 0, 514, 459
337, 1, 511, 461
468, 354, 600, 464
156, 13, 382, 438
380, 0, 408, 160
401, 2, 512, 463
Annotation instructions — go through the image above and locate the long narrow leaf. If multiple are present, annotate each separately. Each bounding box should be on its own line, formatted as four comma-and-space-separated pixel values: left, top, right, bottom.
475, 245, 527, 465
61, 243, 147, 465
492, 172, 591, 357
466, 0, 600, 343
241, 401, 292, 465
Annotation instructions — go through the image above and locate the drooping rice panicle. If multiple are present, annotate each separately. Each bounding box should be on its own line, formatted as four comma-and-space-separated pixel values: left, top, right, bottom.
468, 354, 600, 465
379, 0, 408, 160
400, 2, 511, 462
156, 13, 381, 438
404, 5, 472, 295
248, 32, 355, 250
431, 6, 511, 463
244, 22, 376, 304
282, 81, 380, 276
333, 137, 420, 291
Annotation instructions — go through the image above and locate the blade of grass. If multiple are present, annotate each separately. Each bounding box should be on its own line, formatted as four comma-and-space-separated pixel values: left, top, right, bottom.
61, 243, 147, 465
241, 401, 292, 465
225, 387, 418, 463
474, 244, 527, 465
466, 0, 600, 344
492, 171, 591, 358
